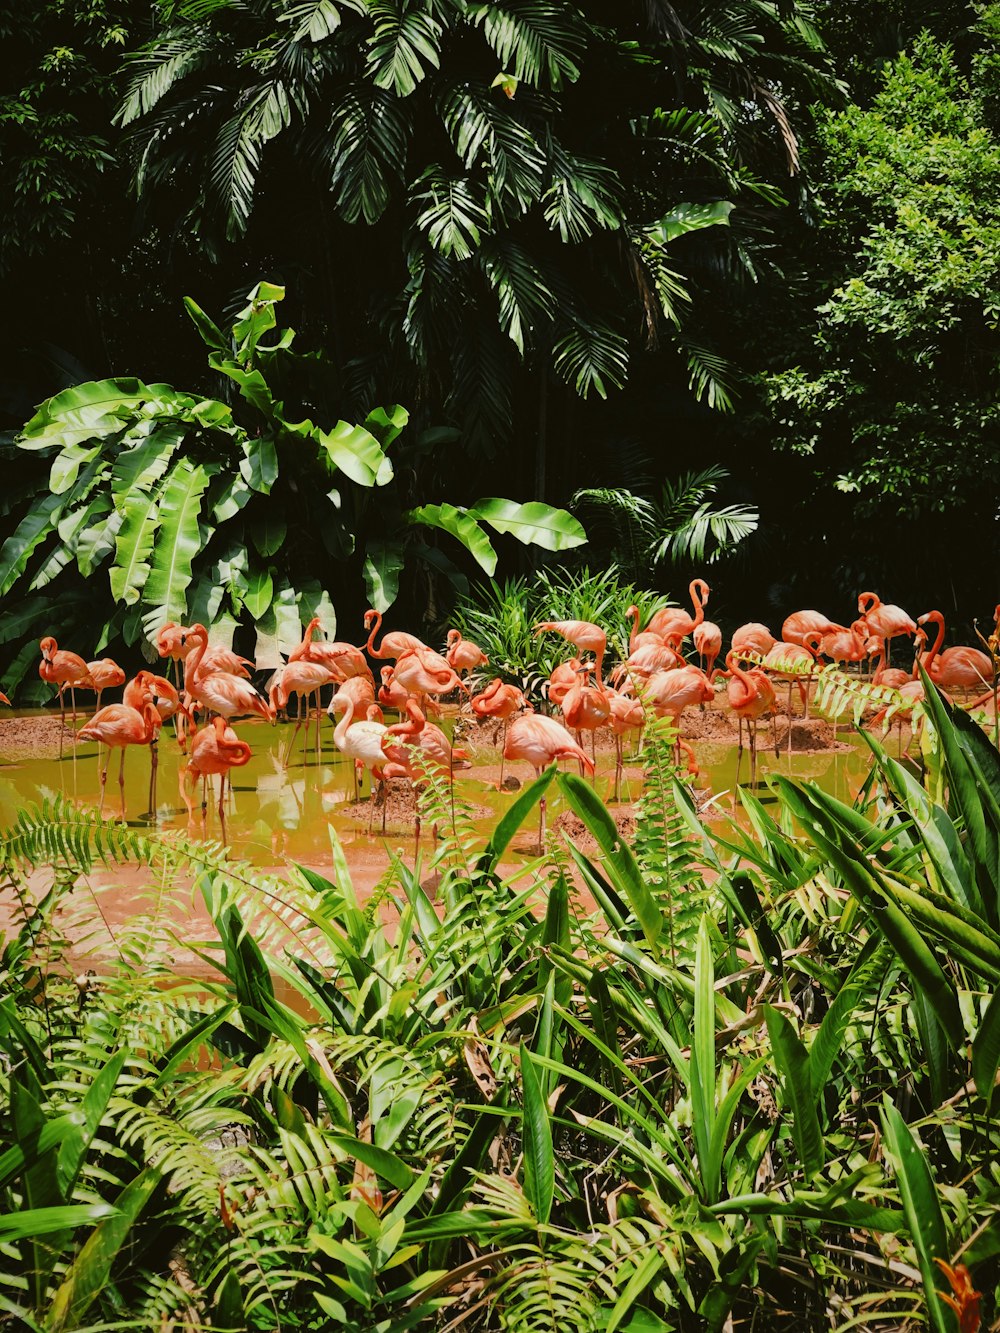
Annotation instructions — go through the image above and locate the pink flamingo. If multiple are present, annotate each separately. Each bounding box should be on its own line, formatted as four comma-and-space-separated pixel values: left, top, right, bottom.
724, 649, 777, 787
547, 657, 585, 708
804, 626, 867, 668
625, 605, 667, 653
39, 637, 95, 754
503, 711, 594, 848
381, 700, 470, 847
446, 629, 489, 676
642, 666, 713, 767
363, 609, 428, 660
182, 625, 274, 723
392, 648, 465, 707
180, 716, 252, 836
560, 672, 611, 768
606, 687, 644, 800
915, 611, 992, 692
693, 620, 723, 680
615, 641, 684, 686
269, 660, 338, 765
865, 637, 912, 690
781, 610, 846, 647
77, 691, 162, 818
83, 658, 126, 711
731, 623, 777, 657
471, 678, 526, 785
857, 592, 917, 666
762, 641, 817, 750
646, 579, 710, 645
289, 617, 370, 681
535, 620, 607, 688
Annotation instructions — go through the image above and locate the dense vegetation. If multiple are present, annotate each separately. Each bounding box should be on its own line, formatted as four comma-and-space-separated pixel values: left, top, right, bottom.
2, 690, 999, 1329
2, 0, 997, 684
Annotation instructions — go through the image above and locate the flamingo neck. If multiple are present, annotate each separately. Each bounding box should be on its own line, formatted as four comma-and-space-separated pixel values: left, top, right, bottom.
628, 606, 641, 651
924, 612, 946, 666
333, 694, 355, 746
365, 612, 386, 658
690, 581, 707, 627
858, 591, 879, 615
184, 633, 208, 689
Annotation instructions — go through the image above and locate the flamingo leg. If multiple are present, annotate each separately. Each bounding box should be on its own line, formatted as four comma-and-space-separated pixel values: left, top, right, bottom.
498, 719, 508, 789
118, 748, 127, 820
98, 760, 109, 814
285, 712, 305, 768
148, 740, 158, 818
58, 688, 66, 758
614, 734, 622, 803
735, 716, 744, 788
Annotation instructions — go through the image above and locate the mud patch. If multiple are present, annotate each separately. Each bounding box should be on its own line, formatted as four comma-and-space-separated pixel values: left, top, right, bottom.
771, 717, 850, 753
554, 804, 638, 853
342, 780, 492, 833
0, 714, 78, 761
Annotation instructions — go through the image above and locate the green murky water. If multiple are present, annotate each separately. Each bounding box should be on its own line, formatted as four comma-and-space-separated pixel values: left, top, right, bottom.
0, 704, 872, 875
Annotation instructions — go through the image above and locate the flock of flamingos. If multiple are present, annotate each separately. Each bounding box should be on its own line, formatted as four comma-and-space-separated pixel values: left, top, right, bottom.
3, 581, 998, 838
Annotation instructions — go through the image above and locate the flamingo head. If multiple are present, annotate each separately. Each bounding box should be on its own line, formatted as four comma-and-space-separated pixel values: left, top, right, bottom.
363, 609, 378, 627
39, 637, 56, 660
857, 591, 879, 615
446, 628, 461, 645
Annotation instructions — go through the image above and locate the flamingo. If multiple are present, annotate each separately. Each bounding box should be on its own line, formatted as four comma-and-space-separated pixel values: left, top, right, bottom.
289, 617, 371, 681
39, 637, 95, 755
446, 629, 489, 676
77, 691, 162, 818
470, 678, 526, 786
363, 609, 428, 660
560, 672, 611, 769
616, 640, 684, 685
329, 689, 389, 826
866, 638, 912, 690
503, 711, 594, 848
724, 649, 777, 788
693, 621, 723, 680
625, 605, 667, 653
535, 620, 607, 688
762, 641, 817, 749
642, 666, 714, 763
606, 687, 644, 801
380, 700, 470, 846
180, 716, 252, 836
391, 649, 465, 707
547, 657, 585, 708
857, 592, 917, 644
0, 693, 9, 706
158, 625, 253, 678
805, 626, 867, 668
869, 680, 930, 757
270, 660, 338, 765
83, 658, 126, 711
121, 671, 189, 812
915, 611, 992, 692
781, 610, 846, 647
377, 666, 443, 717
182, 625, 274, 723
731, 623, 777, 657
646, 579, 710, 645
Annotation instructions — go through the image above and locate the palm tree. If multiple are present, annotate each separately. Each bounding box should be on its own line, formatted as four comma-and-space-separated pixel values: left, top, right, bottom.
117, 0, 839, 473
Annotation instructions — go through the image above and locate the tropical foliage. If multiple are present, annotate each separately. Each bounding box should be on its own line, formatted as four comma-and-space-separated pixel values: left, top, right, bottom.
1, 688, 998, 1329
0, 282, 584, 698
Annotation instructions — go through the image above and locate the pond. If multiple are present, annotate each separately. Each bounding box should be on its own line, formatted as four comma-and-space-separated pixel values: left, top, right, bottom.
0, 700, 873, 885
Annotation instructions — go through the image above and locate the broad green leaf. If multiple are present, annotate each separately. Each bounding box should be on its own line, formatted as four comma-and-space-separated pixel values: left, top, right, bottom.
240, 435, 279, 493
313, 418, 392, 488
972, 988, 1000, 1106
110, 485, 160, 605
215, 359, 277, 417
183, 295, 229, 352
49, 444, 101, 496
407, 503, 497, 575
232, 280, 285, 360
251, 511, 286, 557
690, 917, 717, 1198
0, 1204, 118, 1243
519, 1042, 554, 1224
557, 771, 662, 951
0, 494, 63, 597
110, 424, 185, 500
364, 403, 409, 449
881, 1100, 951, 1333
648, 200, 734, 245
212, 471, 253, 523
766, 1006, 824, 1179
363, 541, 405, 612
243, 566, 274, 620
48, 1167, 162, 1332
470, 496, 587, 552
483, 766, 557, 864
142, 458, 210, 635
57, 1050, 128, 1198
